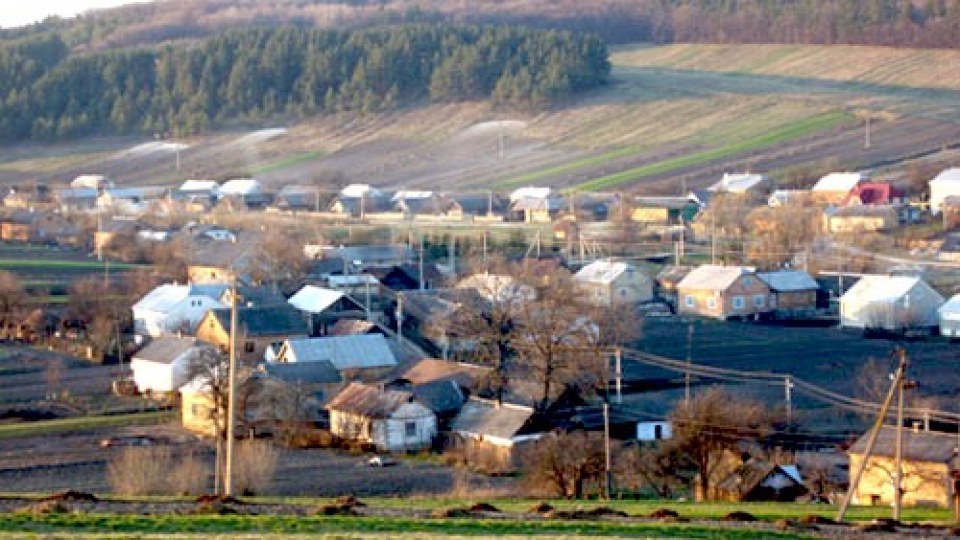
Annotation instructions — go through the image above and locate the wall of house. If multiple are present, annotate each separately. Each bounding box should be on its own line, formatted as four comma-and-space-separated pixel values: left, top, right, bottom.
181, 390, 218, 436
1, 223, 31, 242
450, 433, 533, 474
631, 208, 670, 224
850, 454, 951, 507
940, 314, 960, 337
195, 316, 295, 364
774, 290, 817, 311
372, 403, 437, 452
827, 215, 896, 233
678, 276, 771, 319
188, 265, 236, 285
130, 358, 186, 394
842, 289, 941, 330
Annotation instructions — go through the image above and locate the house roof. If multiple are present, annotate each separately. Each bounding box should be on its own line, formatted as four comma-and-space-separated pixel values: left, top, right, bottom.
767, 190, 810, 206
841, 182, 903, 206
412, 380, 464, 415
340, 184, 381, 198
930, 168, 960, 185
401, 358, 491, 388
210, 305, 309, 337
391, 190, 434, 201
757, 270, 819, 292
219, 179, 262, 196
326, 382, 415, 418
179, 180, 219, 193
328, 319, 378, 336
71, 174, 112, 189
451, 398, 536, 440
288, 285, 344, 313
456, 273, 535, 303
189, 235, 259, 268
133, 284, 226, 313
676, 265, 756, 291
827, 204, 898, 218
940, 234, 960, 254
280, 334, 397, 370
656, 265, 693, 286
708, 173, 768, 193
225, 285, 286, 307
262, 360, 342, 384
716, 459, 805, 495
102, 187, 168, 200
848, 426, 960, 463
322, 244, 413, 265
575, 259, 637, 286
633, 196, 697, 210
511, 196, 564, 212
841, 274, 941, 304
132, 336, 202, 364
812, 172, 865, 193
937, 293, 960, 316
509, 186, 553, 202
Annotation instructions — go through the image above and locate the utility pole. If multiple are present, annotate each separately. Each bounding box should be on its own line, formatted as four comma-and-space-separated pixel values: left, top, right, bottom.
894, 348, 908, 522
710, 208, 717, 265
784, 376, 793, 426
395, 293, 403, 345
448, 233, 455, 274
837, 352, 907, 522
603, 401, 612, 500
685, 323, 693, 407
865, 115, 872, 150
418, 232, 425, 291
224, 276, 239, 496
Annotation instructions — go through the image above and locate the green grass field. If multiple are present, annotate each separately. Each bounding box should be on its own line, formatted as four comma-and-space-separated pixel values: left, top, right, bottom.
0, 411, 172, 440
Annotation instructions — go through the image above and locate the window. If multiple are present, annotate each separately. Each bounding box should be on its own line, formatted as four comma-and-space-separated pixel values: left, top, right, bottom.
742, 276, 753, 286
405, 421, 417, 438
654, 424, 663, 440
707, 297, 717, 310
244, 341, 255, 353
684, 295, 695, 308
754, 294, 766, 308
733, 296, 745, 310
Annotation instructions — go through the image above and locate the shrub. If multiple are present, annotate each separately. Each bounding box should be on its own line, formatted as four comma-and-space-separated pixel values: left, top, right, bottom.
168, 451, 210, 495
107, 446, 174, 496
232, 440, 278, 496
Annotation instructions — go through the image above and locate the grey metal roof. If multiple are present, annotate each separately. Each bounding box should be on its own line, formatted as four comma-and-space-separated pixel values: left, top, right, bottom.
262, 360, 342, 384
210, 304, 310, 337
412, 380, 464, 415
848, 426, 959, 463
133, 336, 201, 365
451, 399, 535, 440
401, 358, 491, 388
326, 382, 415, 418
757, 270, 819, 292
323, 244, 413, 265
281, 334, 397, 371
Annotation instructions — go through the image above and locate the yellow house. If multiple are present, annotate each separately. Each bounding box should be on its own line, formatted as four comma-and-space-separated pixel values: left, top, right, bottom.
849, 426, 959, 508
180, 380, 219, 436
676, 265, 772, 320
195, 305, 310, 365
825, 205, 899, 234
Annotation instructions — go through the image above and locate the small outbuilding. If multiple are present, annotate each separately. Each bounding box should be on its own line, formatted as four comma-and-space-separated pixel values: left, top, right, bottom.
839, 275, 944, 332
937, 294, 960, 337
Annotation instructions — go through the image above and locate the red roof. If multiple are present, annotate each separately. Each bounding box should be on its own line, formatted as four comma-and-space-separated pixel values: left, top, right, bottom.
841, 182, 903, 206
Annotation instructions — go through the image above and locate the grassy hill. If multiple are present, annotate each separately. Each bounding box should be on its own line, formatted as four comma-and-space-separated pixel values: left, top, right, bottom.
2, 44, 959, 195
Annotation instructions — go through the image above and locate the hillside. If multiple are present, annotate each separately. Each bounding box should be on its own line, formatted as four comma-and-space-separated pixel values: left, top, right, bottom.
2, 43, 960, 195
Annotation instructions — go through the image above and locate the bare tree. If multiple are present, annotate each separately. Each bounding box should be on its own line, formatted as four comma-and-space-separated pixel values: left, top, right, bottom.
521, 430, 612, 499
666, 387, 774, 501
0, 270, 25, 332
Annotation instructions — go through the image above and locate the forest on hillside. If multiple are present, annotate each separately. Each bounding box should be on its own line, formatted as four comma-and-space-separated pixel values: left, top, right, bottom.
6, 0, 960, 51
0, 25, 609, 140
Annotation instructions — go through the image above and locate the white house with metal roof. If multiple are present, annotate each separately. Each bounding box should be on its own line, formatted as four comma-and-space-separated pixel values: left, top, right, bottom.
573, 259, 653, 306
840, 275, 944, 331
130, 336, 213, 394
937, 294, 960, 337
456, 273, 536, 305
132, 283, 228, 337
929, 168, 960, 215
272, 334, 398, 379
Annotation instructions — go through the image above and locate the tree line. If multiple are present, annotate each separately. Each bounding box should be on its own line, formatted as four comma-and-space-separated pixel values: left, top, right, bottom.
0, 24, 610, 141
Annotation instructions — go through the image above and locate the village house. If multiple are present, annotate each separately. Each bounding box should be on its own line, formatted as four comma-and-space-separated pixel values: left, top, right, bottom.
287, 285, 367, 335
218, 178, 270, 210
327, 382, 437, 452
129, 336, 212, 395
811, 172, 866, 205
631, 196, 700, 225
456, 273, 536, 304
767, 189, 812, 207
509, 186, 565, 223
839, 275, 944, 332
271, 334, 398, 381
329, 184, 390, 217
937, 234, 960, 263
449, 398, 544, 473
218, 285, 286, 309
849, 426, 960, 508
272, 184, 322, 212
3, 184, 52, 210
318, 244, 414, 269
252, 361, 344, 427
573, 259, 653, 306
445, 192, 507, 220
132, 283, 228, 337
71, 174, 113, 191
393, 288, 478, 359
327, 318, 384, 337
824, 205, 899, 233
186, 236, 258, 285
0, 210, 81, 245
929, 168, 960, 215
712, 459, 808, 503
179, 377, 220, 436
97, 187, 169, 215
398, 358, 492, 393
94, 218, 140, 255
757, 269, 820, 316
370, 263, 444, 291
655, 265, 693, 305
676, 265, 772, 320
391, 190, 441, 217
937, 294, 960, 338
53, 188, 99, 212
196, 304, 310, 364
176, 179, 219, 199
